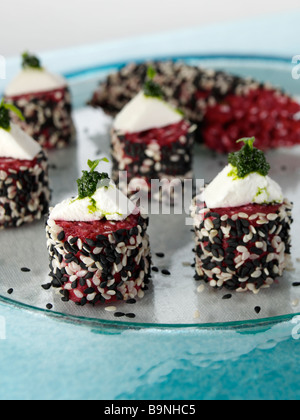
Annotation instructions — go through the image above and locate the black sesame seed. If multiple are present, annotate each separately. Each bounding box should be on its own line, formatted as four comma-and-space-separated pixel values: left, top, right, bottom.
292, 282, 300, 287
114, 312, 125, 318
116, 291, 124, 301
250, 247, 264, 256
125, 313, 136, 319
80, 297, 87, 306
86, 238, 96, 247
213, 237, 222, 245
7, 288, 13, 295
126, 299, 137, 304
64, 242, 74, 254
212, 249, 219, 258
155, 253, 165, 258
79, 278, 86, 287
152, 266, 159, 272
69, 236, 78, 245
71, 280, 77, 289
83, 272, 94, 280
83, 243, 91, 252
84, 287, 95, 295
41, 283, 52, 290
129, 227, 139, 236
57, 231, 65, 241
241, 219, 250, 228
222, 294, 232, 300
161, 269, 171, 276
46, 303, 53, 310
21, 267, 31, 272
255, 306, 261, 314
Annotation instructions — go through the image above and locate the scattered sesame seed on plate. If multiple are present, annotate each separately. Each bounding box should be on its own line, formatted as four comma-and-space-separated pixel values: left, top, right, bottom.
21, 267, 31, 272
182, 262, 192, 267
126, 299, 137, 304
125, 313, 136, 319
197, 284, 205, 294
255, 306, 261, 314
41, 283, 52, 290
114, 312, 125, 318
7, 288, 13, 295
105, 306, 117, 313
193, 310, 201, 319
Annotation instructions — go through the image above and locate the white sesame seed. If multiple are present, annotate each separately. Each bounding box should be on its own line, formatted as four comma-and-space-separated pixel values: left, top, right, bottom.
255, 242, 264, 249
243, 233, 253, 243
137, 289, 145, 299
65, 266, 74, 276
193, 310, 201, 319
92, 277, 101, 286
107, 279, 115, 287
197, 284, 205, 293
204, 219, 214, 231
93, 247, 102, 255
87, 293, 97, 301
257, 219, 268, 225
251, 270, 262, 278
102, 293, 112, 300
238, 212, 249, 219
74, 289, 83, 299
237, 245, 248, 254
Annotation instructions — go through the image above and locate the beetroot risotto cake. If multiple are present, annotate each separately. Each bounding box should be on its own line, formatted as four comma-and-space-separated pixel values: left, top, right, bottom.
46, 159, 151, 306
111, 67, 195, 200
89, 61, 300, 153
5, 52, 76, 149
191, 137, 293, 294
0, 100, 50, 229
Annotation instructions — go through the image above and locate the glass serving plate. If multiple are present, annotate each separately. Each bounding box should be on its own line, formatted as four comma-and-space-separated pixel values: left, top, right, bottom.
0, 55, 300, 331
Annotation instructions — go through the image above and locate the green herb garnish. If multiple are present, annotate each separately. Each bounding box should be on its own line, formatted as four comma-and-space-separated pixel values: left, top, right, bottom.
22, 52, 42, 70
228, 137, 270, 179
143, 66, 164, 99
0, 99, 25, 131
77, 158, 110, 200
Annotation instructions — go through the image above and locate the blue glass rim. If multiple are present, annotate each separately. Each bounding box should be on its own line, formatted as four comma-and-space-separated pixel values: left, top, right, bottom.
62, 53, 294, 80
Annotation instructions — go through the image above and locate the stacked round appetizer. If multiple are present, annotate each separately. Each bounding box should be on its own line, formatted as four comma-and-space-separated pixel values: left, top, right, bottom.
0, 100, 50, 229
191, 138, 293, 293
5, 52, 75, 149
90, 60, 300, 153
111, 67, 195, 201
46, 159, 151, 306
